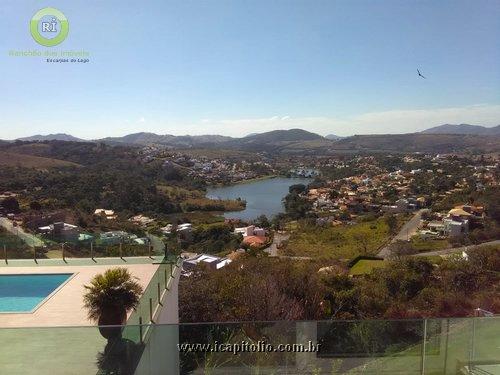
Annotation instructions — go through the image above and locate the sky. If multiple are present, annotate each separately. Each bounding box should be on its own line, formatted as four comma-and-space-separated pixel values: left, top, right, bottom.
1, 0, 499, 139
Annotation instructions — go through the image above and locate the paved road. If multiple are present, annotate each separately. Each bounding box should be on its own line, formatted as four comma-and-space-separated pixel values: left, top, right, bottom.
0, 217, 45, 248
414, 239, 500, 257
378, 209, 428, 258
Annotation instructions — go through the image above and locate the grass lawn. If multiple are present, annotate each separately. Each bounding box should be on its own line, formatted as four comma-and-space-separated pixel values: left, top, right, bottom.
418, 255, 444, 264
280, 218, 391, 259
349, 259, 386, 275
410, 236, 449, 253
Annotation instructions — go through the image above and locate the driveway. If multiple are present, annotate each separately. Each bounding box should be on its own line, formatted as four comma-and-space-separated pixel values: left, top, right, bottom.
378, 209, 428, 258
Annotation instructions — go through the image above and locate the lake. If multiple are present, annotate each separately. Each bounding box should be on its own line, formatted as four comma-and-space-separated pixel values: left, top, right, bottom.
206, 177, 312, 221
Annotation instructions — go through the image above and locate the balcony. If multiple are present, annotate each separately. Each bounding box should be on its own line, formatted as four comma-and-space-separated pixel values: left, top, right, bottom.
0, 316, 498, 374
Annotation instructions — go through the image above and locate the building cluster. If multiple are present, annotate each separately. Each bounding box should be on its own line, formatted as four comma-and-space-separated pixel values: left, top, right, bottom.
420, 205, 485, 238
182, 253, 232, 276
234, 225, 268, 247
306, 171, 426, 219
305, 155, 498, 225
139, 147, 275, 184
36, 221, 151, 246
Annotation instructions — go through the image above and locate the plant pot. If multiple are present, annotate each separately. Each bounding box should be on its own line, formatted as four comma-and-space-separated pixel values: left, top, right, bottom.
98, 306, 127, 340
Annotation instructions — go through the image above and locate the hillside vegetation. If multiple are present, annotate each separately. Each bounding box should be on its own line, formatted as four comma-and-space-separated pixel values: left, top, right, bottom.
331, 133, 500, 153
0, 151, 80, 168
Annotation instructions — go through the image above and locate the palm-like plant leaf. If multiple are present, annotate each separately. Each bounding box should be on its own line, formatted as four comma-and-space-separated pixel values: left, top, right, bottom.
83, 268, 143, 322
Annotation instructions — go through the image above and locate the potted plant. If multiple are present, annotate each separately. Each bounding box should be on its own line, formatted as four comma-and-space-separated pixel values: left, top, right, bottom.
83, 267, 143, 339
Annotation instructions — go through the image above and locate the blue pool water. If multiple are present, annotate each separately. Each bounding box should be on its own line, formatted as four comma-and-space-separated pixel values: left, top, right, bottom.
0, 274, 72, 312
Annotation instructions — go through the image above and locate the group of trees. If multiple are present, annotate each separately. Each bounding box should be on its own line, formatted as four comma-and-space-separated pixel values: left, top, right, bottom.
180, 246, 499, 323
283, 184, 312, 219
0, 141, 208, 217
184, 223, 241, 254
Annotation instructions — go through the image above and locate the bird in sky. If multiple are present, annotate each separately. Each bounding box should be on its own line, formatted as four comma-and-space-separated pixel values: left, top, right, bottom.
417, 69, 426, 79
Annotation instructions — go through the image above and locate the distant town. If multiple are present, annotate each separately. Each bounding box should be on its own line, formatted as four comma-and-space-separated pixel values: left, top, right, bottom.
0, 127, 498, 322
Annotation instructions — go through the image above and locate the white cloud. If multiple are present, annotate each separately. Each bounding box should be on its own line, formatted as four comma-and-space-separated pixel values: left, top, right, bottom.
4, 104, 499, 139
179, 104, 500, 137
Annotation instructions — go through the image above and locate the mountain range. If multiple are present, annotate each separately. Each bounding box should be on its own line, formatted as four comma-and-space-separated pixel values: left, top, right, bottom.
17, 133, 85, 142
8, 124, 500, 154
99, 132, 233, 147
421, 124, 500, 135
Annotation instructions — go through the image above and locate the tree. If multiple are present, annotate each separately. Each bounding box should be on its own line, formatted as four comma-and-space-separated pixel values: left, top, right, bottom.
83, 268, 143, 339
1, 197, 19, 213
353, 230, 371, 254
385, 214, 398, 235
289, 184, 306, 195
388, 240, 417, 259
29, 201, 42, 211
254, 214, 270, 228
284, 192, 312, 219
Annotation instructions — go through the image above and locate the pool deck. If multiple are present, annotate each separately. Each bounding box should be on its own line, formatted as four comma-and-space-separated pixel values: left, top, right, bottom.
0, 256, 163, 328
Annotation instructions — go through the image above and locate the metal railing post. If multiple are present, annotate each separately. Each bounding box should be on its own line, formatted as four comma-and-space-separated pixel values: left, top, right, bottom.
420, 319, 427, 374
119, 242, 123, 259
61, 243, 65, 262
443, 318, 450, 374
149, 298, 154, 323
470, 317, 476, 368
149, 243, 152, 259
4, 245, 6, 264
139, 317, 143, 344
34, 246, 37, 262
157, 283, 162, 306
164, 268, 169, 290
90, 242, 94, 260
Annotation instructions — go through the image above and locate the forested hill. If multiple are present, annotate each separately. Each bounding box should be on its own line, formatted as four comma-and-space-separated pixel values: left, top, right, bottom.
330, 133, 500, 153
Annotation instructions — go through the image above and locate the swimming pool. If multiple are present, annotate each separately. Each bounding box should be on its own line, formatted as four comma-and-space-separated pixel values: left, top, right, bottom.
0, 274, 73, 313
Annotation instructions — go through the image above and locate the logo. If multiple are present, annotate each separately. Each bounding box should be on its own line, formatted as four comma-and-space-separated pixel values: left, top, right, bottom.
30, 7, 69, 47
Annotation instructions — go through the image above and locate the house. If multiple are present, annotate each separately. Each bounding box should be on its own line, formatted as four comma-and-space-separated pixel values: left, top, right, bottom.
129, 215, 155, 226
443, 218, 469, 237
160, 224, 173, 235
94, 209, 117, 220
396, 199, 410, 212
453, 205, 484, 218
133, 237, 150, 245
242, 235, 266, 247
448, 208, 472, 219
177, 223, 193, 232
427, 221, 446, 236
182, 254, 232, 273
177, 223, 193, 241
234, 225, 266, 237
38, 222, 80, 242
99, 231, 131, 245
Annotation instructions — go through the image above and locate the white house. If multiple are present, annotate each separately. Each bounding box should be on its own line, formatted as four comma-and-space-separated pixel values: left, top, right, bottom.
234, 225, 265, 237
94, 209, 117, 220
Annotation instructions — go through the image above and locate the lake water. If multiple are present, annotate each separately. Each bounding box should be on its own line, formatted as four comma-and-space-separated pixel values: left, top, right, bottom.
206, 177, 312, 221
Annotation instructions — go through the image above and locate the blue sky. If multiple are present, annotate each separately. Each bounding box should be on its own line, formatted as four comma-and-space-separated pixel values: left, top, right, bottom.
1, 0, 499, 138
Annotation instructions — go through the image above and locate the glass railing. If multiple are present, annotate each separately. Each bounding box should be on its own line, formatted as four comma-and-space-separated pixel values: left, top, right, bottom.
124, 256, 182, 343
0, 317, 498, 374
0, 230, 168, 260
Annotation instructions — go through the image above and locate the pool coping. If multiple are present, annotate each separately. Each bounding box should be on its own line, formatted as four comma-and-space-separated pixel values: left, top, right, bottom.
0, 272, 77, 314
